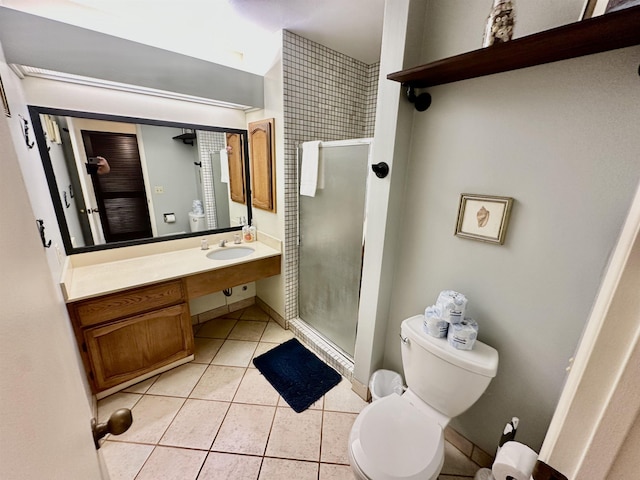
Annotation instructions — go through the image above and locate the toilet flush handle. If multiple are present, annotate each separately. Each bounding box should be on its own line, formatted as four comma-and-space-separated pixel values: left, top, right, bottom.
399, 334, 409, 345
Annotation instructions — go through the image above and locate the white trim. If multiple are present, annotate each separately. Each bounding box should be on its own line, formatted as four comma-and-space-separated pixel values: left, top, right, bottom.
317, 137, 373, 148
540, 180, 640, 476
11, 64, 253, 111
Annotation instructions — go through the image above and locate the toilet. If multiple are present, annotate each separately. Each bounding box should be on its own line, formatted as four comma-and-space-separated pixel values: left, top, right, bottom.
188, 212, 206, 232
348, 314, 499, 480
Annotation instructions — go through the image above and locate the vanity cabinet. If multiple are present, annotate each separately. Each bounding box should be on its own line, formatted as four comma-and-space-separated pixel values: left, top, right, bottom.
67, 280, 193, 393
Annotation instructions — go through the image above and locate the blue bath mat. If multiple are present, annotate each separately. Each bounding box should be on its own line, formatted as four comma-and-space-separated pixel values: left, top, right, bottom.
253, 338, 341, 413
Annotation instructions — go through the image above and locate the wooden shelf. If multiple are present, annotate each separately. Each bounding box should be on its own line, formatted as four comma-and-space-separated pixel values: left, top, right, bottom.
387, 5, 640, 88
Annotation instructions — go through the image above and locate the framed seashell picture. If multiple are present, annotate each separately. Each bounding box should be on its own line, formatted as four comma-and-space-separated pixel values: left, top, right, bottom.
455, 194, 513, 245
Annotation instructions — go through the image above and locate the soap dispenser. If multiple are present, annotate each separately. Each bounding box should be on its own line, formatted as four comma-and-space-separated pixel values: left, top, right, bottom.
249, 221, 257, 242
243, 220, 252, 242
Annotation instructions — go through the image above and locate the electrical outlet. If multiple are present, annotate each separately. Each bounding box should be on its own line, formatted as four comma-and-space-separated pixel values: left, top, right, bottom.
154, 186, 164, 194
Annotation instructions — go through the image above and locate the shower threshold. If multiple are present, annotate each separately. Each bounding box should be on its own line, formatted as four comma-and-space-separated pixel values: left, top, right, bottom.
287, 318, 354, 382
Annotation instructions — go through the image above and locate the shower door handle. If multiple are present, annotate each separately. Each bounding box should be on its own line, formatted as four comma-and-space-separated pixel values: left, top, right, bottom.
371, 162, 389, 178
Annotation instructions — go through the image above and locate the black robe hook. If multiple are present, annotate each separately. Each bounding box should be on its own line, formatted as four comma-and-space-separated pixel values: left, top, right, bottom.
19, 115, 35, 149
36, 219, 52, 248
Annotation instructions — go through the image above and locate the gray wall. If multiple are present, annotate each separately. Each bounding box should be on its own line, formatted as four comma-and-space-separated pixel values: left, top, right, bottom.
382, 1, 640, 453
140, 125, 199, 236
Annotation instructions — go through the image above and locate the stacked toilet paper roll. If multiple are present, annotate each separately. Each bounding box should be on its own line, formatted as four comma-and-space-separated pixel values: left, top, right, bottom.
491, 441, 538, 480
447, 318, 479, 351
436, 290, 468, 324
423, 290, 480, 349
423, 305, 448, 338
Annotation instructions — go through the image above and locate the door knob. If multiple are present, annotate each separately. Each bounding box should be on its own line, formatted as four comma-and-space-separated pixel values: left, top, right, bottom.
371, 162, 389, 178
92, 408, 133, 449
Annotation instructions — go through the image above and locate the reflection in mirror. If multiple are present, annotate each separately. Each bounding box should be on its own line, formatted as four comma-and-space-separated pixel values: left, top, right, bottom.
29, 106, 251, 255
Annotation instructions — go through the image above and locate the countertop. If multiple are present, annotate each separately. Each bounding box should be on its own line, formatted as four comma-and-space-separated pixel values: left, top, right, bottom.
61, 239, 281, 303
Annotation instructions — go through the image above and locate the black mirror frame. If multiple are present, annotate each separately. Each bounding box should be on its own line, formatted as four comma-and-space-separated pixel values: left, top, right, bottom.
29, 105, 252, 255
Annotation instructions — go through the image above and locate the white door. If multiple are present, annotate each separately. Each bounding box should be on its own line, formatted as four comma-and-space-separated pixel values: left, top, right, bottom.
0, 113, 105, 478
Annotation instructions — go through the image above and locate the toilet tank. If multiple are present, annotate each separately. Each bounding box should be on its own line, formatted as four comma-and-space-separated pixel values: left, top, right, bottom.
400, 315, 499, 419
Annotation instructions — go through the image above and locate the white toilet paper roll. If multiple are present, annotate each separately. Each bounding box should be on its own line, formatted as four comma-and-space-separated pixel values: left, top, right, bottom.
491, 441, 537, 480
436, 290, 468, 324
447, 318, 478, 350
423, 305, 449, 338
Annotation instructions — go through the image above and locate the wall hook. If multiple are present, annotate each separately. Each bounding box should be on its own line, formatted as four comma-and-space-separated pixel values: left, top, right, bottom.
19, 114, 35, 149
36, 219, 52, 248
69, 184, 74, 198
405, 85, 432, 112
63, 191, 71, 208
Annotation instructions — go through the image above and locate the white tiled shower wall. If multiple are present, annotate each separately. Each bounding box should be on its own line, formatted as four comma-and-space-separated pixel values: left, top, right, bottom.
196, 130, 226, 229
281, 30, 380, 323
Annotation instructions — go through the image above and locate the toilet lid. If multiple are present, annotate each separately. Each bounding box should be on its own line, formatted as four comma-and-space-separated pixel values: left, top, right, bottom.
350, 394, 444, 480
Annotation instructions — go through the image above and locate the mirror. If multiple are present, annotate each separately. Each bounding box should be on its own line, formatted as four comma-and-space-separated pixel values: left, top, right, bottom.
29, 106, 252, 255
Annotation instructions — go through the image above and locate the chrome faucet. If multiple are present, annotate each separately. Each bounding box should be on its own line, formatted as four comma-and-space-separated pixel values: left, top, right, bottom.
218, 239, 227, 247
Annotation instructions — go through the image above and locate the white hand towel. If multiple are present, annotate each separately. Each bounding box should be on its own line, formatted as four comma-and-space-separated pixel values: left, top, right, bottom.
300, 140, 322, 197
219, 148, 230, 183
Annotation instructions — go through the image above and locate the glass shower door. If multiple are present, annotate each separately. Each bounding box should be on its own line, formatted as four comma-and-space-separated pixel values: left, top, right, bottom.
298, 142, 369, 357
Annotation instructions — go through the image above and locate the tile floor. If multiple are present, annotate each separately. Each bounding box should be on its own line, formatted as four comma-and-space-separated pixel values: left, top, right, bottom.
98, 305, 481, 479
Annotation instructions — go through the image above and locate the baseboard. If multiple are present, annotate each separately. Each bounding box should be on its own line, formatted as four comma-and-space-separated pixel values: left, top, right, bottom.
444, 426, 494, 468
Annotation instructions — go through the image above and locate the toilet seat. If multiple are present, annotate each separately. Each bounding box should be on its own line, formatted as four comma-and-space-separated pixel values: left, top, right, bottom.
349, 393, 444, 480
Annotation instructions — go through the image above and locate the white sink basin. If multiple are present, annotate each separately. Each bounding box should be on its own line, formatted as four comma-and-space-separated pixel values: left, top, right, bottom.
206, 246, 255, 260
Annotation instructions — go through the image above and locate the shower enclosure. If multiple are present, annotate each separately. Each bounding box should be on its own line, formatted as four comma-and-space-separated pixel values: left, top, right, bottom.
298, 139, 371, 358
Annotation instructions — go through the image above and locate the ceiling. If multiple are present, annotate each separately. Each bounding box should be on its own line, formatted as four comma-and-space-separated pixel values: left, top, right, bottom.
0, 0, 385, 73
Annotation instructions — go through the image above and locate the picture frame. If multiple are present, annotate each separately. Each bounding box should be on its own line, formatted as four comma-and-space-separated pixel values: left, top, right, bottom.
582, 0, 640, 19
0, 74, 10, 118
455, 194, 513, 245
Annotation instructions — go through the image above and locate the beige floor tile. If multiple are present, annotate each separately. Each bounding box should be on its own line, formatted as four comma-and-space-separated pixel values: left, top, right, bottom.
319, 463, 358, 480
323, 377, 368, 413
265, 407, 322, 461
240, 305, 271, 322
228, 320, 268, 341
145, 363, 207, 397
258, 458, 319, 480
198, 452, 262, 480
277, 395, 323, 410
196, 318, 237, 339
122, 375, 158, 394
441, 442, 481, 476
100, 440, 153, 480
234, 368, 280, 406
114, 395, 185, 444
223, 309, 244, 319
193, 337, 224, 364
211, 403, 276, 455
212, 339, 258, 367
135, 446, 206, 480
260, 321, 295, 343
249, 342, 279, 367
321, 411, 357, 465
159, 399, 230, 450
190, 365, 245, 401
97, 391, 142, 423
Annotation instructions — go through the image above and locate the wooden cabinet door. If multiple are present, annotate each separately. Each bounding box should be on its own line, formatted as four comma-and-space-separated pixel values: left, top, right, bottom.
84, 303, 193, 391
226, 132, 246, 204
248, 119, 276, 212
